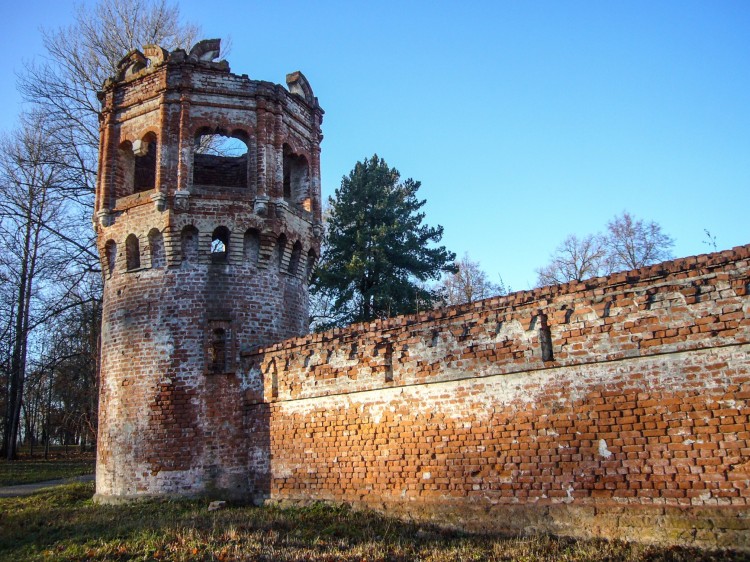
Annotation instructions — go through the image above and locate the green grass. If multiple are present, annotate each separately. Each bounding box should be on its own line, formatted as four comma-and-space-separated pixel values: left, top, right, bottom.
0, 483, 746, 561
0, 459, 94, 486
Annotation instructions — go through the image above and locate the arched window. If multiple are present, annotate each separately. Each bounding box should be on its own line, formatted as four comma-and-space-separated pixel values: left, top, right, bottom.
193, 129, 249, 188
104, 240, 117, 275
133, 132, 157, 192
181, 225, 199, 263
282, 144, 310, 208
288, 241, 302, 276
243, 228, 260, 265
276, 234, 288, 269
116, 141, 135, 199
148, 228, 165, 268
125, 234, 140, 270
211, 226, 230, 263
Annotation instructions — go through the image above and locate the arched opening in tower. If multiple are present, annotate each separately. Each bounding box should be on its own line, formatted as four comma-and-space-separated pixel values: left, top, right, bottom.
133, 132, 157, 192
116, 141, 134, 200
193, 129, 249, 188
282, 144, 310, 210
211, 226, 230, 263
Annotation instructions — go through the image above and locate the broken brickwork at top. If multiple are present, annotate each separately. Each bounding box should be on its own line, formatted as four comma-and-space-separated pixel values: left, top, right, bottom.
253, 245, 750, 398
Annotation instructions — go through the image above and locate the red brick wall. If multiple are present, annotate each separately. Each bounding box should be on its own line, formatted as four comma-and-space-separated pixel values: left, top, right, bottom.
246, 246, 750, 548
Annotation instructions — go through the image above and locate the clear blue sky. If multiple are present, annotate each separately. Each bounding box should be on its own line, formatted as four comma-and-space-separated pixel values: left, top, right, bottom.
2, 1, 748, 290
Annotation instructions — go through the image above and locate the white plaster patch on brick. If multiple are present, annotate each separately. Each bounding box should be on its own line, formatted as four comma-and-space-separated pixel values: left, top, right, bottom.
275, 347, 749, 425
153, 329, 174, 357
328, 347, 358, 369
598, 439, 613, 459
238, 365, 263, 392
422, 472, 431, 479
248, 445, 270, 473
368, 403, 386, 424
495, 319, 525, 342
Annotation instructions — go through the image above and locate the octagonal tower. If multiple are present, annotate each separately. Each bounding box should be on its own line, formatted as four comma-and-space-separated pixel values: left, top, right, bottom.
93, 40, 323, 502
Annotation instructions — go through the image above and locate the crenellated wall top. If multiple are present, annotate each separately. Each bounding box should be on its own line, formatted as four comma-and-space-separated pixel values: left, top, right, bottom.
244, 244, 750, 403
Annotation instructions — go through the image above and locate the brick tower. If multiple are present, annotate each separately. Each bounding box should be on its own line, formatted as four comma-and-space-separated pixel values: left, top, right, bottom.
93, 40, 323, 502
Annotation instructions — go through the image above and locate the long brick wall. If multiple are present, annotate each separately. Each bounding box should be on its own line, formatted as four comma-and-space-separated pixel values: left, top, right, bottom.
243, 245, 750, 549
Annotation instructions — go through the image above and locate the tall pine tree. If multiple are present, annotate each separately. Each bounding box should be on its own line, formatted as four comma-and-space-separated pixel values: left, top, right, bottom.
314, 155, 455, 328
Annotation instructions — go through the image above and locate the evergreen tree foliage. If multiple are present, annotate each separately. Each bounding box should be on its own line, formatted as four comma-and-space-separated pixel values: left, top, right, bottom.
314, 155, 455, 328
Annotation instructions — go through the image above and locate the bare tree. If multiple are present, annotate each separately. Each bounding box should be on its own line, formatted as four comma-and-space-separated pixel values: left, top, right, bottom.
438, 253, 507, 306
536, 234, 608, 287
1, 0, 200, 457
0, 115, 68, 459
604, 211, 674, 271
535, 212, 675, 287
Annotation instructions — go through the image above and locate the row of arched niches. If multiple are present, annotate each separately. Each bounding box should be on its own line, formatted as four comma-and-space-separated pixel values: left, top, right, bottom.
102, 226, 317, 280
113, 129, 313, 210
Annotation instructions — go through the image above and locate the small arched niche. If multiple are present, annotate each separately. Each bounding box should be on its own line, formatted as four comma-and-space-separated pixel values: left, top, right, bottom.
104, 240, 117, 276
193, 128, 249, 188
243, 228, 260, 266
288, 241, 303, 276
125, 234, 140, 271
282, 144, 310, 209
148, 228, 165, 268
133, 132, 157, 192
211, 226, 230, 263
306, 248, 318, 281
181, 225, 199, 264
276, 233, 288, 269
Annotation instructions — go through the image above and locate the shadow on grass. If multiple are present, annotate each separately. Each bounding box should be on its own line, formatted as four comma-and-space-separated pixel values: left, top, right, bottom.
0, 483, 747, 561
